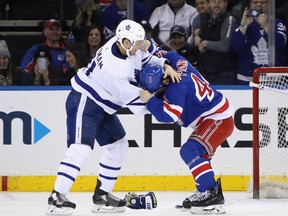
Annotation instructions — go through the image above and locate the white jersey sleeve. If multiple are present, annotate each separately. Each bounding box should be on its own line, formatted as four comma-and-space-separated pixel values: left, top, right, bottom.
71, 36, 164, 115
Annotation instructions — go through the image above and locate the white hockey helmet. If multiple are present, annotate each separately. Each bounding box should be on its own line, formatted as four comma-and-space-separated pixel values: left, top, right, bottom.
116, 19, 145, 47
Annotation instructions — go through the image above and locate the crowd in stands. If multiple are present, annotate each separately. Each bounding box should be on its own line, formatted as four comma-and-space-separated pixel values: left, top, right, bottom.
0, 0, 287, 86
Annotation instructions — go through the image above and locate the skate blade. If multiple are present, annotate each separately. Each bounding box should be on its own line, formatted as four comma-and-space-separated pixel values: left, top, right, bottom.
191, 205, 226, 215
91, 204, 126, 213
46, 205, 74, 215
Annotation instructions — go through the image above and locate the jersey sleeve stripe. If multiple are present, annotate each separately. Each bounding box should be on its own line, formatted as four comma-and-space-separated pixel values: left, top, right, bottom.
163, 101, 182, 121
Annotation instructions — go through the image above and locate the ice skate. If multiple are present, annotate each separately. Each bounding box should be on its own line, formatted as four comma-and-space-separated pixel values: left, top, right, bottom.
46, 190, 76, 215
91, 179, 126, 213
182, 178, 226, 214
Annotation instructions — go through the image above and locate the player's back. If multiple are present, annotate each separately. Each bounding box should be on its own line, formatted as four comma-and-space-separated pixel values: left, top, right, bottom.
161, 51, 232, 128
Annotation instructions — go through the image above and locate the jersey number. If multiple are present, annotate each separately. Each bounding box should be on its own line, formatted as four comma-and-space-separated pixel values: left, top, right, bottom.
192, 74, 214, 101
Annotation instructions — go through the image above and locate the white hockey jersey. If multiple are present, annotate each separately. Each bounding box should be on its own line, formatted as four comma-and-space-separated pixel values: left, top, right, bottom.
71, 36, 166, 115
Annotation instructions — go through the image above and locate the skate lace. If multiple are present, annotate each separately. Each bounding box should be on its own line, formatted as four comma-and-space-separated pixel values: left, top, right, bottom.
188, 190, 211, 202
108, 193, 121, 202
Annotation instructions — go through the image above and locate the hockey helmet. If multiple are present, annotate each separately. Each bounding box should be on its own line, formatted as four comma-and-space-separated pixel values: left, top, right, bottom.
116, 19, 145, 46
140, 64, 164, 93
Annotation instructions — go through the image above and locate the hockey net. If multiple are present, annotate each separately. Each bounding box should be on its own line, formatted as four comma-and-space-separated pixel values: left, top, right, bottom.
250, 67, 288, 199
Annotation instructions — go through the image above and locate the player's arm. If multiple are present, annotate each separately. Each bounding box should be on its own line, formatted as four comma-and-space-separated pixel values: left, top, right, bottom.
140, 88, 184, 123
141, 42, 181, 83
115, 78, 150, 115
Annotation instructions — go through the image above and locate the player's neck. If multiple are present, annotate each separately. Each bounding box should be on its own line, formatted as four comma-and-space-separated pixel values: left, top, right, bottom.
116, 43, 127, 56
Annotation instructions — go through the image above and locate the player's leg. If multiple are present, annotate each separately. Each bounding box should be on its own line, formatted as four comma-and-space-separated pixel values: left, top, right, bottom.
180, 117, 234, 211
91, 112, 128, 213
46, 90, 102, 215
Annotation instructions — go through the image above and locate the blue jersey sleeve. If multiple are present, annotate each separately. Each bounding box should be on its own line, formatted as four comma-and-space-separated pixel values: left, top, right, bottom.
146, 96, 175, 123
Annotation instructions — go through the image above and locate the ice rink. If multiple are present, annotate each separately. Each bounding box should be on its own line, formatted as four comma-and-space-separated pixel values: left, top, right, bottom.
1, 191, 288, 216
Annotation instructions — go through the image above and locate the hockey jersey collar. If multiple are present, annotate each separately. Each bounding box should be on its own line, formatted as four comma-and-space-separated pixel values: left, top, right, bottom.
43, 40, 66, 50
111, 42, 127, 60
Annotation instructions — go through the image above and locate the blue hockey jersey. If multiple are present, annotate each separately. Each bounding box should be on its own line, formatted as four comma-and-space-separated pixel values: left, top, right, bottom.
146, 50, 233, 128
231, 19, 286, 83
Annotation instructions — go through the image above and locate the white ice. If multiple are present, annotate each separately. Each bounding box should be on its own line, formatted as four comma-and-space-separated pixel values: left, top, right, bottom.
0, 191, 288, 216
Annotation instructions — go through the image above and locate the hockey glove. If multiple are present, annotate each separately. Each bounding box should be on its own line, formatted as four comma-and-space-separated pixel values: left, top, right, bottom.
125, 192, 157, 210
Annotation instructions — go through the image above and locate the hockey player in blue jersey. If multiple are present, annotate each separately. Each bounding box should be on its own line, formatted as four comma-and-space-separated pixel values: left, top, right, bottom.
46, 20, 180, 215
139, 50, 234, 214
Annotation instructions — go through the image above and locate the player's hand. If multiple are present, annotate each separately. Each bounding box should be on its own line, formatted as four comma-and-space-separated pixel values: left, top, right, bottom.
140, 90, 153, 103
163, 64, 181, 83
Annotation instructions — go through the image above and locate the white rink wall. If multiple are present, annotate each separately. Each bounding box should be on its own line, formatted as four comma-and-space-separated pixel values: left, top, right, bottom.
0, 86, 256, 177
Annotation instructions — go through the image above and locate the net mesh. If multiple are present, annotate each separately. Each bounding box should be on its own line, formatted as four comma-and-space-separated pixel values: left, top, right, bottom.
258, 72, 288, 198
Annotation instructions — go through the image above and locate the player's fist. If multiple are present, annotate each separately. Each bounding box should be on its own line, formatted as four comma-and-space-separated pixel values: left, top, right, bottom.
140, 90, 153, 103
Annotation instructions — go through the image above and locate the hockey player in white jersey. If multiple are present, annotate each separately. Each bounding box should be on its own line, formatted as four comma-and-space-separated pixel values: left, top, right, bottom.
46, 19, 180, 215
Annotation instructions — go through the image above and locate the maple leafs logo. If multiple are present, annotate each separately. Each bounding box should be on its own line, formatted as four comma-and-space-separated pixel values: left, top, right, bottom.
129, 69, 140, 86
251, 37, 268, 66
125, 24, 131, 31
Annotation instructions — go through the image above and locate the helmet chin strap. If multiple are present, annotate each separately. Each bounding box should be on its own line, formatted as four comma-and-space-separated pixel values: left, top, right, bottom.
119, 40, 134, 57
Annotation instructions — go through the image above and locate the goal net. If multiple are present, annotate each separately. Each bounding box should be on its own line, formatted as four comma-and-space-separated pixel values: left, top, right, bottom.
250, 67, 288, 199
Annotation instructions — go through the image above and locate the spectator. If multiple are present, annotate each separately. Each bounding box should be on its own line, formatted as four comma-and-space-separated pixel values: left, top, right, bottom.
191, 0, 209, 47
149, 0, 198, 46
166, 25, 199, 68
231, 0, 287, 84
275, 0, 288, 66
19, 19, 68, 85
139, 0, 167, 15
139, 19, 158, 45
99, 0, 114, 9
85, 25, 105, 60
58, 43, 89, 85
195, 0, 237, 84
231, 0, 249, 24
70, 0, 102, 43
0, 40, 18, 85
100, 0, 150, 40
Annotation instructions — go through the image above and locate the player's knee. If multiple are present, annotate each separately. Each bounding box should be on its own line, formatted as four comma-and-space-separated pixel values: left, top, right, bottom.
180, 140, 204, 165
64, 143, 92, 165
105, 136, 129, 160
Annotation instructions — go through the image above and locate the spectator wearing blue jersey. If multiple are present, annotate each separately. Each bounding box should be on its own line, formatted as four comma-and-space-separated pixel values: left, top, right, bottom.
19, 19, 69, 85
139, 50, 234, 214
100, 0, 149, 40
231, 0, 287, 84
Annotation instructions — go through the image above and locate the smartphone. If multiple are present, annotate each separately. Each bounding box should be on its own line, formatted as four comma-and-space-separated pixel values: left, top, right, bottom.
247, 8, 262, 17
0, 69, 7, 77
38, 57, 46, 70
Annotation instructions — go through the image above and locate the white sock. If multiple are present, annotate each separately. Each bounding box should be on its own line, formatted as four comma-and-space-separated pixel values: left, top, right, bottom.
99, 137, 129, 192
54, 144, 91, 195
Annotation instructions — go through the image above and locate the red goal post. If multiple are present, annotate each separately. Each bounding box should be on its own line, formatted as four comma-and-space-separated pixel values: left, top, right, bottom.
251, 67, 288, 199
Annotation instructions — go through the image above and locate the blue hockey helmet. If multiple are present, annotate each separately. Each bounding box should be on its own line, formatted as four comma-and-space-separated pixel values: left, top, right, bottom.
140, 64, 164, 93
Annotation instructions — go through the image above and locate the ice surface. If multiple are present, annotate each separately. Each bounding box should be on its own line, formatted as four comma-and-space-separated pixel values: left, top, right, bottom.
0, 191, 287, 216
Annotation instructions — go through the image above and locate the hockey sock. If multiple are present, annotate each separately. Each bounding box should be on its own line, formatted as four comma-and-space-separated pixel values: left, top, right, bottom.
190, 158, 216, 192
180, 140, 216, 192
54, 144, 91, 195
98, 137, 129, 192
